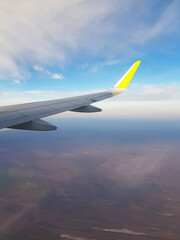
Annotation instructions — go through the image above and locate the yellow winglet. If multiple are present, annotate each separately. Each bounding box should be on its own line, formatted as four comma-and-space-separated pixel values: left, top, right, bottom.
114, 61, 141, 89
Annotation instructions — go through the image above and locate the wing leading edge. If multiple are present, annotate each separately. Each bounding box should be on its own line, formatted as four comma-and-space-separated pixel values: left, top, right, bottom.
0, 61, 141, 131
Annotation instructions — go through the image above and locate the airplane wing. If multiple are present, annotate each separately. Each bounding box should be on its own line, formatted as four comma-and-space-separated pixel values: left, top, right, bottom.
0, 61, 141, 131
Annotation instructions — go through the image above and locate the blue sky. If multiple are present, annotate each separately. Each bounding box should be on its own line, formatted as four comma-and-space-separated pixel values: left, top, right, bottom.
0, 0, 180, 118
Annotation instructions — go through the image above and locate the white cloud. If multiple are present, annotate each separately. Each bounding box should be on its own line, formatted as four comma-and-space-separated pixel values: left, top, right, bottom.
13, 79, 21, 85
0, 89, 102, 106
25, 90, 43, 94
33, 65, 63, 79
81, 63, 89, 69
0, 83, 180, 119
111, 82, 180, 101
33, 65, 44, 72
60, 234, 95, 240
133, 0, 180, 44
52, 73, 63, 79
97, 228, 145, 236
0, 0, 179, 79
90, 58, 121, 72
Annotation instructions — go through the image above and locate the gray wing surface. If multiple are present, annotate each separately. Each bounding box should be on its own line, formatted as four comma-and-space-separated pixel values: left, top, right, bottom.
0, 91, 113, 130
0, 61, 141, 131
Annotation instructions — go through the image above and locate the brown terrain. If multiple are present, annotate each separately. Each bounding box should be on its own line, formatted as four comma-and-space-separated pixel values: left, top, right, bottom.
0, 119, 180, 240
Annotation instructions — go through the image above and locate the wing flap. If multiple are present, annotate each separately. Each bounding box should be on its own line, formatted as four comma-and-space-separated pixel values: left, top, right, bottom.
70, 105, 102, 113
9, 119, 57, 131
